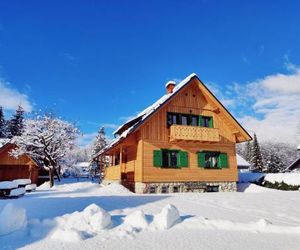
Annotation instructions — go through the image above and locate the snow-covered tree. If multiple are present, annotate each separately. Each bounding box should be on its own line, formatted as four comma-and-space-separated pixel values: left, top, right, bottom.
7, 105, 25, 138
0, 106, 6, 138
10, 115, 78, 187
91, 127, 107, 156
265, 151, 284, 173
91, 127, 108, 180
250, 133, 264, 172
244, 141, 252, 162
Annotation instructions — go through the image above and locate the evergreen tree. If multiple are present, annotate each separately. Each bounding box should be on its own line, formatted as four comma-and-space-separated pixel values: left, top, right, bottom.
7, 105, 25, 138
250, 133, 264, 172
244, 141, 252, 162
265, 151, 284, 173
92, 127, 107, 156
91, 127, 108, 180
0, 106, 6, 138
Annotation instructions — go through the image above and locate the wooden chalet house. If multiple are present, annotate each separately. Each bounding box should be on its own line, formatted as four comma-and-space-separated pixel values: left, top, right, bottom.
94, 73, 252, 193
0, 139, 48, 185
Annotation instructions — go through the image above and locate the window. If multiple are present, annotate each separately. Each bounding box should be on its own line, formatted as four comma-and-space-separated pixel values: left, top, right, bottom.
204, 152, 219, 168
198, 151, 228, 169
167, 113, 179, 127
161, 186, 168, 193
190, 115, 198, 126
162, 150, 179, 168
149, 186, 156, 194
200, 116, 213, 128
114, 154, 120, 165
167, 112, 213, 128
153, 150, 188, 168
181, 115, 188, 125
206, 186, 219, 192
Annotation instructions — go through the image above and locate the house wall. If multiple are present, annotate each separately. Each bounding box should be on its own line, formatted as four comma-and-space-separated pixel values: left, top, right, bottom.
142, 140, 237, 183
139, 80, 238, 183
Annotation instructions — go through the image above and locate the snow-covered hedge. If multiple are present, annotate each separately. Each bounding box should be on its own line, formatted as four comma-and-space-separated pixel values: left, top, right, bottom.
264, 173, 300, 187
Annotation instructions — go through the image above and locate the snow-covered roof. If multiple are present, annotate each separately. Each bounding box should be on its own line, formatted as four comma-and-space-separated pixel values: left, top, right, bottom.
236, 154, 250, 167
94, 73, 197, 157
297, 144, 300, 150
113, 73, 197, 137
0, 138, 10, 149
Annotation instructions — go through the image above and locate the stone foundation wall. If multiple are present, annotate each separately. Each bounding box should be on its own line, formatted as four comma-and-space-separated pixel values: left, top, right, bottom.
135, 181, 237, 194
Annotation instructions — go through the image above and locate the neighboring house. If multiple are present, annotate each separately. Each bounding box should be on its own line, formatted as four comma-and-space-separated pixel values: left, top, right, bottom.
74, 162, 91, 178
0, 139, 48, 185
285, 144, 300, 172
94, 73, 252, 193
236, 154, 251, 172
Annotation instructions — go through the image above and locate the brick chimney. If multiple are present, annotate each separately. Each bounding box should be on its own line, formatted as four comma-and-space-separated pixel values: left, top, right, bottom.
165, 81, 176, 94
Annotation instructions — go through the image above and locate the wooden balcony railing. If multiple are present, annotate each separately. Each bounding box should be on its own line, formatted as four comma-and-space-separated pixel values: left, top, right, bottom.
170, 125, 220, 142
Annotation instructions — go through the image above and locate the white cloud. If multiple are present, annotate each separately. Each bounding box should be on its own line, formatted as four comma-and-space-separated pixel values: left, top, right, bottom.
236, 67, 300, 145
0, 79, 33, 112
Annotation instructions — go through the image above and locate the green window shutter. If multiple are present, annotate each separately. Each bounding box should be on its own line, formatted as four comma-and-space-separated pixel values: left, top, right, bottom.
198, 116, 204, 127
209, 117, 214, 128
153, 150, 162, 167
179, 151, 188, 167
198, 152, 206, 168
218, 153, 228, 168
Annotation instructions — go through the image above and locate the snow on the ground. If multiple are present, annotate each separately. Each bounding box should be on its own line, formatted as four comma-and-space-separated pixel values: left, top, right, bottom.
237, 183, 276, 193
0, 203, 27, 236
1, 178, 300, 250
264, 173, 300, 186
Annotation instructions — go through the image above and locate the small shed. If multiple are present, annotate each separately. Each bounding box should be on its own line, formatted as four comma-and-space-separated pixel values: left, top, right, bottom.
0, 139, 45, 185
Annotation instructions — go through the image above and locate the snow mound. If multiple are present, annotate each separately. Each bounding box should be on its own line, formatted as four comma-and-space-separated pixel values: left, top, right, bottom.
83, 203, 112, 230
50, 228, 86, 242
153, 204, 181, 229
237, 183, 276, 193
0, 181, 18, 189
0, 203, 27, 236
48, 204, 112, 242
264, 173, 300, 186
100, 183, 132, 195
124, 210, 148, 229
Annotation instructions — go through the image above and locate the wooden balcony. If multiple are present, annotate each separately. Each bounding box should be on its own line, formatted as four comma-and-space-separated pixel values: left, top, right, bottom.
170, 125, 220, 143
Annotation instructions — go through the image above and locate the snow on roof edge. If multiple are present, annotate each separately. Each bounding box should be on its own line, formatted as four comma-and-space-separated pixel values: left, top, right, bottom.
113, 73, 197, 136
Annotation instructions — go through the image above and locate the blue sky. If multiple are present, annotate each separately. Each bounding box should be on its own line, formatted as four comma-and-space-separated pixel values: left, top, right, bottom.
0, 1, 299, 146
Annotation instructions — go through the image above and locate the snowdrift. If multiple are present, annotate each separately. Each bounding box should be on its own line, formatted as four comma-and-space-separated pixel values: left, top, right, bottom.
0, 203, 27, 236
